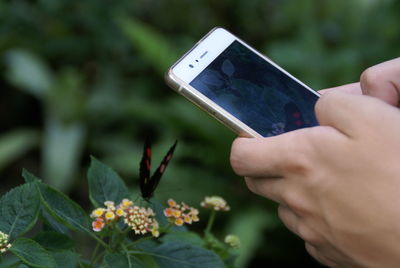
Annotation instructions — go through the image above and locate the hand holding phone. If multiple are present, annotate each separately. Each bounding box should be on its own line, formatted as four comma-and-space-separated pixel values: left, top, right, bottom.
166, 28, 319, 137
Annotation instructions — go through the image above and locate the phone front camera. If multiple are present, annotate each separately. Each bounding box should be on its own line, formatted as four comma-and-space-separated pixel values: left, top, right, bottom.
189, 64, 194, 68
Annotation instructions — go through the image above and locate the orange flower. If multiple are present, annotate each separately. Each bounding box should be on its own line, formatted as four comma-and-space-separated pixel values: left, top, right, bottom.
92, 218, 105, 232
164, 198, 199, 226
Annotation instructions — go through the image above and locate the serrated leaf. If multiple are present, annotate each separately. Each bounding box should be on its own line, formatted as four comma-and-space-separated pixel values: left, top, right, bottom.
22, 169, 40, 183
41, 209, 70, 235
150, 242, 224, 268
0, 183, 40, 239
105, 253, 146, 268
33, 231, 74, 251
52, 250, 79, 268
87, 157, 130, 207
35, 182, 90, 233
9, 238, 56, 268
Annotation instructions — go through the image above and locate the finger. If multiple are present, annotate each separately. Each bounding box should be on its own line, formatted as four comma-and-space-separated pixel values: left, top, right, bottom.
278, 205, 301, 235
305, 243, 338, 268
245, 177, 286, 204
360, 57, 400, 106
231, 130, 311, 178
318, 82, 361, 95
315, 90, 386, 137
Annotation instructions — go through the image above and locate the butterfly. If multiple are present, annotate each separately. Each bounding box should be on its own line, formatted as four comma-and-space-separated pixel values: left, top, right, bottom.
139, 138, 178, 201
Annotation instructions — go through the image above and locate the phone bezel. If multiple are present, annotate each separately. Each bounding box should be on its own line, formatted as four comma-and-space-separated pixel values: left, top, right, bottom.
166, 27, 320, 138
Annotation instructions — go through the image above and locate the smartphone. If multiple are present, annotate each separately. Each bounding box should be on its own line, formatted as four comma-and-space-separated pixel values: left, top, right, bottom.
166, 27, 320, 138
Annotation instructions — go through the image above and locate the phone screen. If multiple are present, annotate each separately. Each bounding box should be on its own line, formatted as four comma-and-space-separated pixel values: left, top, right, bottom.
189, 40, 319, 137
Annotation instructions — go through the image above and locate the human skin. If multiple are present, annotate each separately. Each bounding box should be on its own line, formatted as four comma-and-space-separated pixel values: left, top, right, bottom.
230, 58, 400, 267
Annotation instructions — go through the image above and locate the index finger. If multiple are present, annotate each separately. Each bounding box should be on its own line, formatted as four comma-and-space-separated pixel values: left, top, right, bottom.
318, 82, 361, 95
230, 128, 313, 178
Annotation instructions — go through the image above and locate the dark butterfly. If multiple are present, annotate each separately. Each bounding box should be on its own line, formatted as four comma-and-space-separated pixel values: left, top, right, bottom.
139, 138, 178, 201
284, 102, 306, 132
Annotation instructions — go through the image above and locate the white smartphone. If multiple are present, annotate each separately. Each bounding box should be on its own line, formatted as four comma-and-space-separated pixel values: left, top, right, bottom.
166, 27, 320, 138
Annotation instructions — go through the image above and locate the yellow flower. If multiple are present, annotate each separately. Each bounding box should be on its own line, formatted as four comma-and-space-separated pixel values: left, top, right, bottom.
174, 218, 184, 226
116, 208, 125, 217
105, 211, 116, 221
172, 209, 181, 218
151, 220, 160, 238
90, 208, 106, 218
168, 198, 176, 207
121, 198, 133, 209
201, 196, 230, 211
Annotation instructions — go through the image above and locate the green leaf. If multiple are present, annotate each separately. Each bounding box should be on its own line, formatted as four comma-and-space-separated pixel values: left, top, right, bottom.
161, 232, 204, 247
22, 169, 40, 183
52, 250, 79, 268
5, 50, 53, 99
35, 182, 90, 233
0, 183, 40, 239
9, 238, 57, 268
42, 117, 86, 192
117, 16, 178, 74
105, 253, 146, 268
0, 130, 39, 172
33, 231, 74, 251
150, 242, 224, 268
41, 209, 70, 235
87, 157, 130, 207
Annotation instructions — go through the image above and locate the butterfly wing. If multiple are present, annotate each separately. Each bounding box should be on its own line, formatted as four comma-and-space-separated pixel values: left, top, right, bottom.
139, 137, 152, 199
145, 140, 178, 200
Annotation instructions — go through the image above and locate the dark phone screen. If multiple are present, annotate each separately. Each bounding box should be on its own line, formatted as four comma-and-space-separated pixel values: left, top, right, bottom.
190, 40, 319, 137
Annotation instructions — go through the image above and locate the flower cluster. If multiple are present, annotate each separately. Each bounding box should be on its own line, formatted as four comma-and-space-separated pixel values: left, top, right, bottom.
0, 231, 11, 253
201, 196, 230, 211
90, 199, 159, 237
164, 199, 199, 226
124, 206, 159, 237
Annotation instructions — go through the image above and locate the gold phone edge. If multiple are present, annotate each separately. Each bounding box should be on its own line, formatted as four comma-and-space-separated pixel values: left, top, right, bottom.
165, 69, 260, 138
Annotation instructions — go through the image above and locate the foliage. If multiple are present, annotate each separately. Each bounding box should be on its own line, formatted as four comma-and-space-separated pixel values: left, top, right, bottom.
1, 0, 399, 266
0, 157, 239, 268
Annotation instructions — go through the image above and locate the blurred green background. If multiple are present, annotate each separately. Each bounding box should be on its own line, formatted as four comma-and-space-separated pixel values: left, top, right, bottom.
1, 0, 399, 267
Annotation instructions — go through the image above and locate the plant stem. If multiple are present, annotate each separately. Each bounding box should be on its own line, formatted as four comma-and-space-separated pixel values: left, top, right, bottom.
122, 244, 132, 268
87, 230, 111, 250
90, 241, 101, 265
92, 249, 107, 265
205, 210, 216, 234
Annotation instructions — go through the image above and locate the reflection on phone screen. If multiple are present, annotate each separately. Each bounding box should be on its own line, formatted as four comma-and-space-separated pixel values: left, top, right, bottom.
190, 41, 319, 137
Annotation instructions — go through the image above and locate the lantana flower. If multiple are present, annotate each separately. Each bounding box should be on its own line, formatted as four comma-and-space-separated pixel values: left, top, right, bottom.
164, 198, 199, 226
90, 198, 159, 237
201, 196, 230, 211
0, 231, 11, 253
225, 234, 240, 249
124, 206, 159, 237
90, 199, 130, 232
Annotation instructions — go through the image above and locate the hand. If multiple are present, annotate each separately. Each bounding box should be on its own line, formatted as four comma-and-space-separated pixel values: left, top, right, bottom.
230, 59, 400, 267
360, 57, 400, 106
